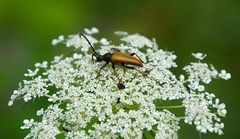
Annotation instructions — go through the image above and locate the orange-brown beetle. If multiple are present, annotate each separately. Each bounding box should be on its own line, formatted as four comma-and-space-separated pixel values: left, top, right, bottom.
79, 33, 145, 89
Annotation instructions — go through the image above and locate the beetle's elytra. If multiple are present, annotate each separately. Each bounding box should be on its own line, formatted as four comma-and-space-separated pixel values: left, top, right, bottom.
111, 52, 143, 67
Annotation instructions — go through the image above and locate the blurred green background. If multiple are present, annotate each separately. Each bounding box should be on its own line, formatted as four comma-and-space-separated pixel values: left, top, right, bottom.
0, 0, 239, 138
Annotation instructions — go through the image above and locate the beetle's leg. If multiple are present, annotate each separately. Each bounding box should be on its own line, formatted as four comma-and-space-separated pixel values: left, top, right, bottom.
122, 64, 152, 80
121, 64, 135, 69
130, 53, 145, 63
112, 63, 125, 89
112, 63, 122, 82
96, 62, 109, 78
112, 63, 115, 69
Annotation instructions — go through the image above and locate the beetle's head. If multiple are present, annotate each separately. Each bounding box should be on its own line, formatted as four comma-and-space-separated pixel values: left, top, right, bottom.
96, 55, 104, 62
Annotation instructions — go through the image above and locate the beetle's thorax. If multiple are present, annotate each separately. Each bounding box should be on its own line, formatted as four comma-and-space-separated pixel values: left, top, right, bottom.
102, 53, 112, 62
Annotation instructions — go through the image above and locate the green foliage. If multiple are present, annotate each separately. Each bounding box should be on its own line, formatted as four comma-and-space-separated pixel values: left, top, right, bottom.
1, 0, 239, 138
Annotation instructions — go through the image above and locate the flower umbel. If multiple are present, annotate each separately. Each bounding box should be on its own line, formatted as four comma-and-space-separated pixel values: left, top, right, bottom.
9, 28, 230, 139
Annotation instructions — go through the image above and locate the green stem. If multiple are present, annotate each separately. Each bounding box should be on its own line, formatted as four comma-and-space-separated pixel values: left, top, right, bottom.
176, 116, 185, 120
156, 105, 184, 109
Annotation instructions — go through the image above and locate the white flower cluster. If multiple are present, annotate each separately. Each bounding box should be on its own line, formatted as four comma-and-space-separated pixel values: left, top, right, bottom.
183, 93, 226, 135
9, 27, 230, 139
183, 55, 231, 92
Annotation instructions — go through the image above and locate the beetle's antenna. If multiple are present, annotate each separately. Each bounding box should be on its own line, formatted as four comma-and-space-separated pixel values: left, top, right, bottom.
79, 33, 99, 56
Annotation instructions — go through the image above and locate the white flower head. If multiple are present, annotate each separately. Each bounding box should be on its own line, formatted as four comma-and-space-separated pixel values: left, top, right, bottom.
219, 70, 231, 80
192, 52, 207, 60
114, 31, 128, 36
8, 28, 230, 139
183, 93, 226, 135
21, 119, 35, 129
100, 38, 110, 45
84, 27, 99, 35
52, 35, 64, 46
121, 33, 154, 48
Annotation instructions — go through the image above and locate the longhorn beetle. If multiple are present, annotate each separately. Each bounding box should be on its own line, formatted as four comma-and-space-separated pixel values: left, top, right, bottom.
79, 33, 147, 89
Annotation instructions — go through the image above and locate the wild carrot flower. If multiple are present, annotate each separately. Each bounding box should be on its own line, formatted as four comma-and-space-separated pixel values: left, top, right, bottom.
9, 27, 230, 139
